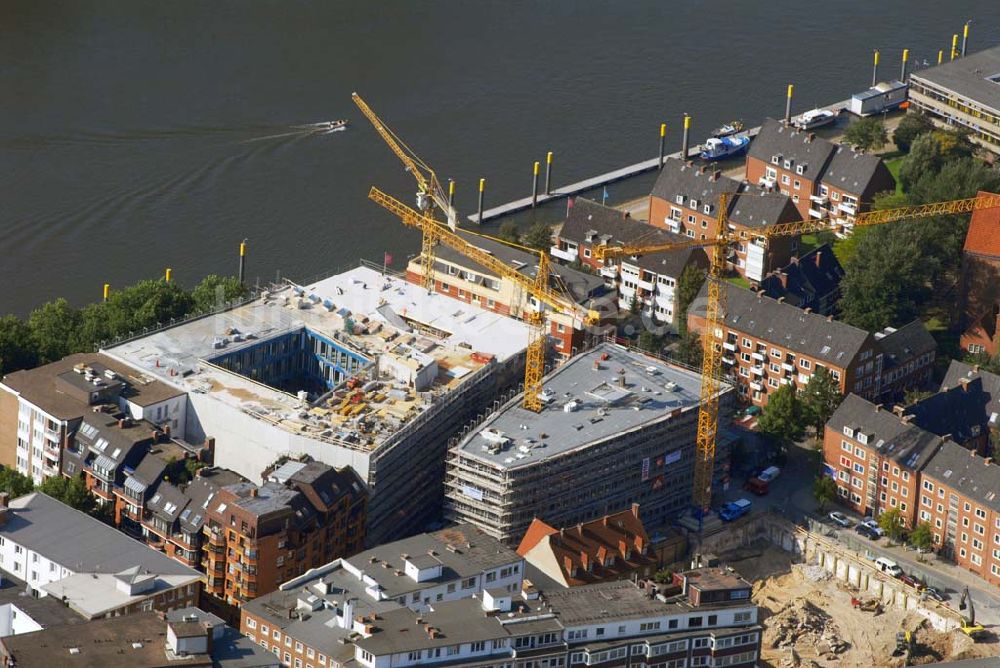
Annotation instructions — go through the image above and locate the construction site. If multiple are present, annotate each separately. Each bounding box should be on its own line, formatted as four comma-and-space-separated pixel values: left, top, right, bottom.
719, 542, 998, 667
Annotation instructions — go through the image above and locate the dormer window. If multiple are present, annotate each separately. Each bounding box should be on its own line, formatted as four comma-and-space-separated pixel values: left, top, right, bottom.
703, 204, 712, 214
795, 164, 805, 175
842, 426, 855, 438
771, 156, 780, 164
675, 195, 684, 204
690, 198, 699, 208
783, 160, 792, 170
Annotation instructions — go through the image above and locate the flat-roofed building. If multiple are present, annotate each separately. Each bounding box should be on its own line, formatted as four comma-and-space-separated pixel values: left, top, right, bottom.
103, 265, 531, 546
445, 343, 735, 545
908, 46, 1000, 154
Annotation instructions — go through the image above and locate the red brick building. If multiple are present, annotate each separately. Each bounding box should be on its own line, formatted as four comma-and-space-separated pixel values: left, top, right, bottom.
960, 192, 1000, 356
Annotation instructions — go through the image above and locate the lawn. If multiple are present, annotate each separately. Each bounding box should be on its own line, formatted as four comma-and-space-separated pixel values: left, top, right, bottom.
726, 276, 750, 289
884, 156, 904, 194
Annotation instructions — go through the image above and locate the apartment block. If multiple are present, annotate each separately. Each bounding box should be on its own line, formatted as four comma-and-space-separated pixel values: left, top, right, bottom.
103, 265, 531, 546
0, 353, 184, 484
405, 227, 610, 356
445, 343, 736, 545
746, 119, 895, 229
350, 569, 760, 668
758, 243, 845, 315
201, 460, 367, 606
908, 45, 1000, 154
0, 607, 278, 668
688, 282, 935, 406
647, 159, 800, 280
960, 191, 1000, 357
241, 523, 523, 666
0, 491, 202, 619
552, 198, 709, 329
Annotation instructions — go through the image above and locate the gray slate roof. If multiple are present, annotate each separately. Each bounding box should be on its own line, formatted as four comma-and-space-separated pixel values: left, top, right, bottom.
875, 320, 937, 371
747, 119, 837, 181
727, 188, 798, 229
910, 45, 1000, 114
941, 360, 1000, 421
703, 281, 871, 367
759, 243, 844, 311
822, 144, 894, 197
3, 492, 199, 577
924, 440, 1000, 513
907, 379, 994, 444
826, 394, 944, 470
651, 158, 741, 213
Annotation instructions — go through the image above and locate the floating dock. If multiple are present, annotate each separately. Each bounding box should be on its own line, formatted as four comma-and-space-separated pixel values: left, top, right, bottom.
468, 99, 850, 224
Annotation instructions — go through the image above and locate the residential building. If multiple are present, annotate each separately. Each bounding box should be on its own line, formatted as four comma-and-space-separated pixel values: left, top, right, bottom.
0, 572, 84, 637
350, 569, 760, 668
688, 282, 935, 406
551, 198, 709, 329
960, 191, 1000, 356
941, 361, 1000, 441
745, 118, 895, 226
405, 227, 609, 356
906, 361, 1000, 456
65, 413, 157, 507
445, 342, 736, 545
758, 243, 845, 315
0, 492, 202, 619
647, 159, 800, 280
102, 265, 532, 546
517, 504, 664, 587
0, 608, 278, 668
241, 523, 523, 665
907, 45, 1000, 154
0, 353, 184, 484
201, 460, 367, 605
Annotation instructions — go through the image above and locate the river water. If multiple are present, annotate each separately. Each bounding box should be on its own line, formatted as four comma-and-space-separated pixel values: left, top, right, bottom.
2, 1, 998, 315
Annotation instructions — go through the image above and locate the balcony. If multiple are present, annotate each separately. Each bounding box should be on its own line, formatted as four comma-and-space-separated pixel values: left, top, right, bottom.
599, 265, 618, 279
749, 382, 763, 392
751, 366, 764, 376
808, 208, 825, 219
722, 341, 737, 352
839, 202, 857, 216
550, 245, 578, 262
809, 193, 829, 204
635, 278, 655, 291
782, 363, 795, 372
722, 357, 735, 365
758, 176, 776, 189
751, 352, 765, 362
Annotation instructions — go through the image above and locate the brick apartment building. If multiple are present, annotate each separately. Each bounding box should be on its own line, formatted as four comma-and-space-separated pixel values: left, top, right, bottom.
551, 198, 709, 329
960, 192, 1000, 356
202, 460, 367, 605
647, 159, 800, 280
758, 243, 845, 315
405, 227, 609, 356
0, 353, 185, 484
824, 387, 1000, 587
745, 118, 895, 228
688, 281, 935, 406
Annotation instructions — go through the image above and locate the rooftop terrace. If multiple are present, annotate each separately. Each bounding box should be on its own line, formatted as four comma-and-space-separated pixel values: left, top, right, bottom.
455, 343, 706, 471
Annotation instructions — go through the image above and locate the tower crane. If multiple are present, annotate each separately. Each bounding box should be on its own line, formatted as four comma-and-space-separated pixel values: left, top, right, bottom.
594, 191, 1000, 514
353, 92, 458, 291
367, 187, 599, 412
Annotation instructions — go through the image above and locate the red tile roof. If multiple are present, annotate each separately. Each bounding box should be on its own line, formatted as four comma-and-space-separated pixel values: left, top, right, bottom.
516, 505, 655, 586
963, 191, 1000, 258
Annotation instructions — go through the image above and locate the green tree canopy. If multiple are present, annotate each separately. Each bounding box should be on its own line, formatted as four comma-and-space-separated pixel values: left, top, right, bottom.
878, 507, 905, 542
0, 466, 34, 498
813, 475, 837, 512
898, 133, 943, 193
191, 275, 249, 313
522, 222, 554, 251
801, 367, 843, 434
673, 331, 703, 368
757, 385, 805, 449
909, 521, 934, 551
842, 118, 888, 152
28, 298, 83, 363
0, 316, 37, 375
38, 475, 98, 516
892, 113, 934, 153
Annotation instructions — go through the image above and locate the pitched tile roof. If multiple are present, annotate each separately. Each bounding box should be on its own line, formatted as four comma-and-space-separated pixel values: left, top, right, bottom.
516, 505, 654, 587
699, 281, 871, 367
907, 378, 994, 444
727, 188, 798, 229
747, 119, 837, 181
826, 394, 944, 470
874, 320, 937, 372
941, 360, 1000, 426
650, 158, 741, 212
759, 243, 844, 310
924, 440, 1000, 513
962, 191, 1000, 258
821, 144, 895, 196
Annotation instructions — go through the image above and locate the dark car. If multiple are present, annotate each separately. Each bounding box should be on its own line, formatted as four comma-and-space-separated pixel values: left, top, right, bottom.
924, 586, 946, 602
855, 524, 876, 539
898, 573, 922, 589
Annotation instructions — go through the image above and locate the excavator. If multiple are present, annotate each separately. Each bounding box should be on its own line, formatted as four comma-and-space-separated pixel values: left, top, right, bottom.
959, 586, 987, 640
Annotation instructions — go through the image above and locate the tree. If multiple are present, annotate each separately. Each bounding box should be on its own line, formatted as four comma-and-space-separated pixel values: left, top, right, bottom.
498, 221, 521, 245
629, 294, 641, 315
0, 466, 33, 498
28, 299, 83, 363
893, 113, 934, 153
191, 275, 248, 313
522, 222, 554, 251
102, 279, 194, 337
878, 507, 905, 542
801, 367, 842, 435
813, 475, 837, 512
676, 264, 707, 336
898, 133, 943, 193
904, 388, 934, 405
842, 117, 887, 152
38, 475, 98, 516
757, 385, 805, 449
0, 316, 37, 375
673, 331, 702, 368
653, 569, 673, 584
637, 330, 664, 354
909, 521, 934, 552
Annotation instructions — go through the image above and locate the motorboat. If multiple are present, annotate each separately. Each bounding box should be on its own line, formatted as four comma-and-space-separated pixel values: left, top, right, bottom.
709, 120, 744, 138
700, 134, 750, 160
793, 108, 837, 130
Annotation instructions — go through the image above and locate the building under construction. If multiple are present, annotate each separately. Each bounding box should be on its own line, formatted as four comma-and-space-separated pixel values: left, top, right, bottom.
103, 264, 530, 546
444, 342, 736, 545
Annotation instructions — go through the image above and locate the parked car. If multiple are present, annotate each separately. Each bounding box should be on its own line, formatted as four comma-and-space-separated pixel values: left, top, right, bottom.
719, 498, 753, 522
924, 586, 946, 602
829, 511, 852, 527
899, 574, 923, 590
874, 557, 903, 577
758, 466, 781, 482
744, 477, 770, 496
855, 524, 876, 539
861, 518, 884, 538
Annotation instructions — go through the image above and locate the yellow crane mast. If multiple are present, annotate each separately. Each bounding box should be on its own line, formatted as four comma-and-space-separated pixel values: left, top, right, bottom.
596, 191, 1000, 513
368, 187, 599, 412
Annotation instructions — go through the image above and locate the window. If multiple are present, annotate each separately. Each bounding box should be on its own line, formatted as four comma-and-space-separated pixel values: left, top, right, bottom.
688, 616, 703, 628
471, 641, 486, 652
781, 174, 790, 185
247, 618, 256, 629
800, 359, 811, 369
462, 577, 476, 589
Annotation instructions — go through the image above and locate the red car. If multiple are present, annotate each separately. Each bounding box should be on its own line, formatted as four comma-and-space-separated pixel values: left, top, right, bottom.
744, 478, 769, 495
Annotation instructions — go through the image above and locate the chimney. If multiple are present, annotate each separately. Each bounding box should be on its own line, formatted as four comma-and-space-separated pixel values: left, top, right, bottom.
985, 458, 993, 465
249, 487, 259, 498
698, 165, 708, 175
892, 405, 905, 416
826, 315, 834, 322
973, 364, 981, 373
712, 170, 721, 181
118, 418, 127, 429
815, 250, 823, 268
618, 369, 626, 388
901, 414, 913, 424
777, 296, 786, 303
631, 502, 640, 518
807, 132, 816, 142
778, 272, 788, 289
970, 447, 976, 458
874, 404, 882, 412
602, 515, 608, 526
804, 307, 812, 314
959, 377, 970, 392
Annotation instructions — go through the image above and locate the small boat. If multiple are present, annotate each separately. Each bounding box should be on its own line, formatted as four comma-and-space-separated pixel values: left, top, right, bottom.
709, 120, 744, 138
793, 108, 837, 130
700, 134, 751, 160
312, 119, 348, 132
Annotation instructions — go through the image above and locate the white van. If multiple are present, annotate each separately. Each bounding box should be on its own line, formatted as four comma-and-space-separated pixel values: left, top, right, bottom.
758, 466, 781, 482
874, 557, 903, 577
